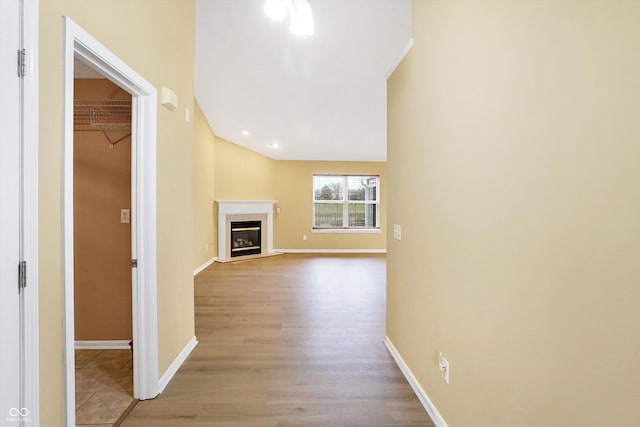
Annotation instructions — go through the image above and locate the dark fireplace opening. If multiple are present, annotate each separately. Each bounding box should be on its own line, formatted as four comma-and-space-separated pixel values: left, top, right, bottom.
230, 220, 262, 257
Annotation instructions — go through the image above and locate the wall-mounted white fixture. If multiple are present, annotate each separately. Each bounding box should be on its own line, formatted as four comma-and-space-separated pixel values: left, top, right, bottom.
264, 0, 314, 37
159, 86, 177, 111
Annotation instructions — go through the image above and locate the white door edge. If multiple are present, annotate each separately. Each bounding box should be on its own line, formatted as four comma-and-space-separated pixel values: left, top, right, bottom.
21, 0, 40, 425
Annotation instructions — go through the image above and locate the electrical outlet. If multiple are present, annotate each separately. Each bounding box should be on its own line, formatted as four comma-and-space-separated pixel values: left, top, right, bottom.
303, 234, 308, 241
393, 224, 402, 240
439, 353, 450, 384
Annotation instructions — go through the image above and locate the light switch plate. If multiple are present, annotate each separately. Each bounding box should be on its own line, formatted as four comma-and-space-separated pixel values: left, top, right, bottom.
120, 209, 130, 224
393, 224, 402, 240
439, 353, 450, 384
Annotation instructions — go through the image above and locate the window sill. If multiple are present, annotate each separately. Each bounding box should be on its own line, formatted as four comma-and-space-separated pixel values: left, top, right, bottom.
312, 228, 382, 234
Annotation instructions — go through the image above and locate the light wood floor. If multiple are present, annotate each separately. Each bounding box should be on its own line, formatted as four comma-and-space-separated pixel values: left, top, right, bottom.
121, 254, 434, 426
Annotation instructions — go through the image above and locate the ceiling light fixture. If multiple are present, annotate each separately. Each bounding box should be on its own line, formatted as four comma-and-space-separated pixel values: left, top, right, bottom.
264, 0, 288, 21
242, 130, 249, 136
271, 143, 280, 149
264, 0, 314, 37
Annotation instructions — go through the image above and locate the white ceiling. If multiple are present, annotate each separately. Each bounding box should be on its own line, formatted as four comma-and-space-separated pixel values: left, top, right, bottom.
195, 0, 412, 161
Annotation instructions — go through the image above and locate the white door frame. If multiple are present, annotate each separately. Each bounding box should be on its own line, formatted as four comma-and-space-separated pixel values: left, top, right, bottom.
21, 0, 39, 425
62, 17, 159, 426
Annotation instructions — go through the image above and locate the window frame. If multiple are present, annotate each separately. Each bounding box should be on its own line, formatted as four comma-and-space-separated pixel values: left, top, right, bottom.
311, 174, 381, 233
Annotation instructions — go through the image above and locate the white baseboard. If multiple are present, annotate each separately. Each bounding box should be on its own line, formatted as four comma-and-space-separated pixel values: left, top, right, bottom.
384, 336, 449, 427
75, 340, 131, 350
193, 256, 217, 276
276, 248, 387, 254
159, 336, 198, 393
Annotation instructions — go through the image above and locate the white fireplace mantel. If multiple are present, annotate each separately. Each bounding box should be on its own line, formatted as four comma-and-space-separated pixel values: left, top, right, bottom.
216, 200, 277, 261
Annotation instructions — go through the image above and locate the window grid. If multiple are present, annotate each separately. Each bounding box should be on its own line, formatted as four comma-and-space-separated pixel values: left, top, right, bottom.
312, 175, 380, 229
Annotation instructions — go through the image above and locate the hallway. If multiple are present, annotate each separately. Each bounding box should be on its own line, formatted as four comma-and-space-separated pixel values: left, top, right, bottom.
121, 254, 433, 426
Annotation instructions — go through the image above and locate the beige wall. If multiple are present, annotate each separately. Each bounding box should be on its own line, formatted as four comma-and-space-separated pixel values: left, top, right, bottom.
387, 1, 640, 426
39, 1, 196, 424
214, 137, 277, 201
193, 102, 216, 267
274, 161, 387, 250
74, 79, 132, 341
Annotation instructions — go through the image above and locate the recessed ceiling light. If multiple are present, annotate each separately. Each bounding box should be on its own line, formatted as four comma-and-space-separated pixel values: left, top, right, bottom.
241, 130, 249, 136
271, 143, 280, 149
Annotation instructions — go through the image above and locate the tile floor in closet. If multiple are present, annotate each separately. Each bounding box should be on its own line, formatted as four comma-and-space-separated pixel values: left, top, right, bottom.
75, 349, 135, 426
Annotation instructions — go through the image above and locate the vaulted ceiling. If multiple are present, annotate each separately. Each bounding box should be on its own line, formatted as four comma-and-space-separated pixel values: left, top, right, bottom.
195, 0, 412, 161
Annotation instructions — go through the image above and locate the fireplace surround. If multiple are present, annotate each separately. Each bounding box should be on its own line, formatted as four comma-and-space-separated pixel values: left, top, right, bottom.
216, 200, 278, 261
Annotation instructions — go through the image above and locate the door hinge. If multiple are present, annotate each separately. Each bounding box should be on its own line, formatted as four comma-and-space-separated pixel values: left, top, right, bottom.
17, 49, 26, 78
132, 259, 138, 268
18, 261, 27, 289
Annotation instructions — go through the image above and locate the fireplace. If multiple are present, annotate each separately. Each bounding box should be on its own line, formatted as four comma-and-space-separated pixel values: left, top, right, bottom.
215, 200, 278, 262
230, 220, 262, 257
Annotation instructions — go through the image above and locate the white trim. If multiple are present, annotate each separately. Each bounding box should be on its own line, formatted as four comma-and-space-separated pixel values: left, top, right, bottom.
158, 336, 198, 393
384, 336, 449, 427
62, 19, 76, 426
311, 228, 382, 234
193, 257, 217, 276
21, 0, 39, 424
75, 340, 131, 350
386, 37, 414, 80
63, 17, 159, 426
277, 248, 387, 254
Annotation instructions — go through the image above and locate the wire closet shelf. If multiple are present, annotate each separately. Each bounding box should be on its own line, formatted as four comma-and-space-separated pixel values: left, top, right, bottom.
74, 99, 131, 131
74, 99, 132, 148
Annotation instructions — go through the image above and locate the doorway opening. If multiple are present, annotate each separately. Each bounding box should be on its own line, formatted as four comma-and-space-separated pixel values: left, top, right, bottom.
63, 17, 159, 426
73, 76, 135, 424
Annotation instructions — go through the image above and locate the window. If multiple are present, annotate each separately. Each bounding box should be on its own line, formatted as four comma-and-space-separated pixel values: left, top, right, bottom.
313, 175, 380, 230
